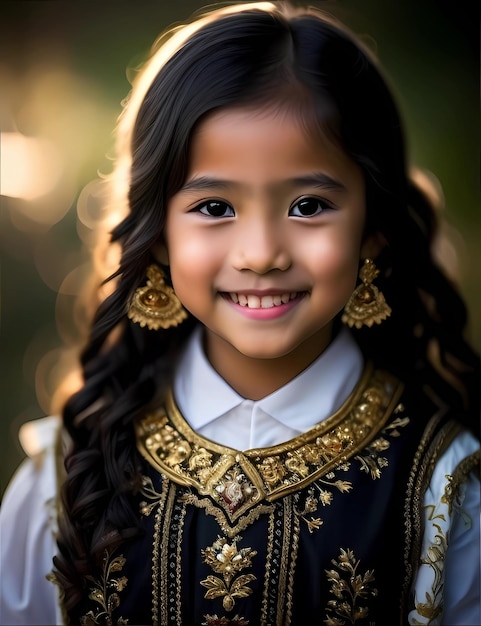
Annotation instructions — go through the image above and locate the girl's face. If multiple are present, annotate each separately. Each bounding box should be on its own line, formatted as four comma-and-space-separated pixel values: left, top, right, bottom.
163, 106, 367, 395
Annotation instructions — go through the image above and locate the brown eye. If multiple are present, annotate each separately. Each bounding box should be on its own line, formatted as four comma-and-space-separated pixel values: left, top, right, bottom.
197, 200, 235, 217
289, 197, 332, 217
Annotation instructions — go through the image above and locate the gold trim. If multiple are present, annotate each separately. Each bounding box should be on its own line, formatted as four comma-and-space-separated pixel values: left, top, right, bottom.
278, 496, 296, 626
156, 481, 176, 626
174, 504, 187, 623
260, 512, 275, 624
286, 499, 300, 625
180, 493, 275, 539
401, 411, 444, 621
135, 365, 403, 520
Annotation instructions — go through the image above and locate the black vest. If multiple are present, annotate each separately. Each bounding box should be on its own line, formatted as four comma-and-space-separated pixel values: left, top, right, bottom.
71, 366, 470, 626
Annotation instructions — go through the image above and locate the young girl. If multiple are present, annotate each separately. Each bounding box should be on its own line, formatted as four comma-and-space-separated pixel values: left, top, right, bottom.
1, 2, 479, 625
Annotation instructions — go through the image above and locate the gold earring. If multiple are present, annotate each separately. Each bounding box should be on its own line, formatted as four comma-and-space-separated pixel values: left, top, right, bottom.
342, 258, 391, 329
128, 264, 187, 330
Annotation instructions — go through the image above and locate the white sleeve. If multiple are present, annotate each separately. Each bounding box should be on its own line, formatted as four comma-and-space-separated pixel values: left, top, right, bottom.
0, 417, 64, 626
409, 430, 481, 626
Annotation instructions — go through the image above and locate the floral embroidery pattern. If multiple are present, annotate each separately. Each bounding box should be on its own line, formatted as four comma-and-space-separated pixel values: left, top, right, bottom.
296, 408, 409, 534
410, 506, 447, 624
80, 551, 128, 625
202, 615, 249, 625
442, 450, 480, 514
139, 474, 164, 516
201, 536, 257, 612
296, 470, 354, 533
355, 413, 409, 479
324, 548, 377, 625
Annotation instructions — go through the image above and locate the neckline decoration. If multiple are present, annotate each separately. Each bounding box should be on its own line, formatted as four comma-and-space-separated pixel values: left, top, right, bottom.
135, 364, 403, 522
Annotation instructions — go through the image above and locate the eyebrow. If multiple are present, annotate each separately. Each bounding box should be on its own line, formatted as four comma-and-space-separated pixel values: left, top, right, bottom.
179, 172, 346, 193
289, 173, 346, 191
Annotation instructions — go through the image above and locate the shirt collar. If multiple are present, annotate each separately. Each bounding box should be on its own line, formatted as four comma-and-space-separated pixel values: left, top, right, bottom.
173, 325, 364, 433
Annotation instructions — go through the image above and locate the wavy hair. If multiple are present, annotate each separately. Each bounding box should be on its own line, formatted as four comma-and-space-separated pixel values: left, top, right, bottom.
52, 1, 480, 612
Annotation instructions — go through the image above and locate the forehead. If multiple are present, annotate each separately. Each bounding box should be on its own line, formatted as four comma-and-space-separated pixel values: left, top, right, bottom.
186, 105, 360, 186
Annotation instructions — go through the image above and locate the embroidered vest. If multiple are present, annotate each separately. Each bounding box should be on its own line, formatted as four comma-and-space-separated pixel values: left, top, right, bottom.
72, 365, 465, 626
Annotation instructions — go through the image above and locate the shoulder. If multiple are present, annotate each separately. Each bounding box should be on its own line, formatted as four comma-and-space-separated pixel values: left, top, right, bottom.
426, 427, 480, 511
1, 414, 64, 530
435, 428, 480, 473
11, 415, 65, 484
18, 414, 62, 457
0, 416, 64, 625
2, 415, 63, 509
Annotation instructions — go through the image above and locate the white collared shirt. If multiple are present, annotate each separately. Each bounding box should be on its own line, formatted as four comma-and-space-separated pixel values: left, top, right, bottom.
174, 325, 364, 449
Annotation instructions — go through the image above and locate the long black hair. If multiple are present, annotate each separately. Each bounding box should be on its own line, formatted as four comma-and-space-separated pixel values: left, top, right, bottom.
52, 1, 480, 611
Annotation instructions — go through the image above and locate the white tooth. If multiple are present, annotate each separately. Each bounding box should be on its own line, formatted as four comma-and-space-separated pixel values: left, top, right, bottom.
290, 292, 297, 300
230, 293, 239, 303
238, 294, 248, 306
281, 293, 290, 304
247, 295, 261, 308
273, 295, 282, 306
260, 295, 274, 308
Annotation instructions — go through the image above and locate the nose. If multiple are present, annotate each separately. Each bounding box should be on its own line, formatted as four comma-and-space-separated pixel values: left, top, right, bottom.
231, 215, 291, 274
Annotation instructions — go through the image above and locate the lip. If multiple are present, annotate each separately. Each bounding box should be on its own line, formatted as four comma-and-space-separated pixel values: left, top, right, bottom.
220, 291, 307, 320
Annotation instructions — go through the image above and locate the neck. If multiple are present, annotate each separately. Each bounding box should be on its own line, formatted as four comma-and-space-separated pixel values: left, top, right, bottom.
204, 326, 333, 400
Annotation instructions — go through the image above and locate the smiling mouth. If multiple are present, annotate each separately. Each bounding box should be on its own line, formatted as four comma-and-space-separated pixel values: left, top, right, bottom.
224, 292, 304, 309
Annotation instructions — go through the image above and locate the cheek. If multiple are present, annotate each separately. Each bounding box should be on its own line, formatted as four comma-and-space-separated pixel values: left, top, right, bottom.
166, 228, 219, 292
304, 231, 362, 285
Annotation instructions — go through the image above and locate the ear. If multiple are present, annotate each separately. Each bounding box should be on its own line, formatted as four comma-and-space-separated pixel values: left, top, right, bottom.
152, 241, 170, 266
360, 230, 386, 261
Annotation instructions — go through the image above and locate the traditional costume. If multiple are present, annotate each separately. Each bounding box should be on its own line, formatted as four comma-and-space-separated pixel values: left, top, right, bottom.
1, 328, 479, 625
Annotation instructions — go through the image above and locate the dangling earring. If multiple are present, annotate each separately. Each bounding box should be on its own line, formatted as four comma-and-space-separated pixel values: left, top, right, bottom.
128, 264, 187, 330
342, 258, 391, 329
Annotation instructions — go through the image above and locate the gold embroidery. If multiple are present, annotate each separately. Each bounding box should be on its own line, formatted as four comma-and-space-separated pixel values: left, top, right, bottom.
160, 482, 177, 626
295, 411, 410, 534
412, 508, 446, 622
442, 450, 480, 514
180, 492, 275, 538
80, 551, 128, 625
174, 502, 187, 624
258, 455, 286, 487
410, 447, 479, 623
201, 536, 257, 611
280, 495, 297, 626
324, 548, 377, 625
355, 415, 410, 479
401, 413, 463, 623
260, 512, 275, 624
133, 375, 418, 624
135, 367, 403, 517
260, 498, 297, 625
137, 474, 168, 625
296, 485, 324, 533
139, 474, 165, 515
202, 615, 249, 625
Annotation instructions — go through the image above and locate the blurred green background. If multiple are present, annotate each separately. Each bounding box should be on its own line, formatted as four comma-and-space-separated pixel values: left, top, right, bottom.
1, 0, 479, 498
